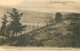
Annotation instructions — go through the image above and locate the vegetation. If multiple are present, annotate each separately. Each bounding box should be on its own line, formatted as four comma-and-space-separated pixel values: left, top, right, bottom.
0, 10, 80, 47
0, 14, 8, 38
6, 8, 26, 37
0, 8, 26, 45
55, 12, 62, 23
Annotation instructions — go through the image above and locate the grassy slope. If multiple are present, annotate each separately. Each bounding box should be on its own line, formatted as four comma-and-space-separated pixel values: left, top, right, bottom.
14, 12, 80, 47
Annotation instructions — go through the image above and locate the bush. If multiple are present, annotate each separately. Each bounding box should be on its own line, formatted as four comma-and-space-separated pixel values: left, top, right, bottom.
0, 38, 6, 45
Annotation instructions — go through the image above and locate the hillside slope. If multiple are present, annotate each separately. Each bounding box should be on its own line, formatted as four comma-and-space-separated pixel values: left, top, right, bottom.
13, 12, 80, 47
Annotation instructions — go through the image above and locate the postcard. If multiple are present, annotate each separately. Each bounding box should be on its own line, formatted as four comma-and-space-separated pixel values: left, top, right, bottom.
0, 0, 80, 51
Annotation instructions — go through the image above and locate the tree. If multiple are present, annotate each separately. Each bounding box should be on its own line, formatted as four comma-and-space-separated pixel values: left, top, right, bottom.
67, 13, 80, 47
0, 14, 8, 38
6, 8, 26, 37
55, 12, 62, 23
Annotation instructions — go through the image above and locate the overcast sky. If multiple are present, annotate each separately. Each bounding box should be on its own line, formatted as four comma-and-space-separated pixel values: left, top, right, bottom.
0, 0, 80, 13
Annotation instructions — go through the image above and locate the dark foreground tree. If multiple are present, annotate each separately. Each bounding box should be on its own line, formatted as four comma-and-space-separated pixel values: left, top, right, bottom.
6, 8, 26, 37
71, 13, 80, 47
0, 14, 8, 38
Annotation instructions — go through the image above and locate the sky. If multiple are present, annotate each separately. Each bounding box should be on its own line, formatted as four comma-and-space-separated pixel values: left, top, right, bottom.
0, 0, 80, 13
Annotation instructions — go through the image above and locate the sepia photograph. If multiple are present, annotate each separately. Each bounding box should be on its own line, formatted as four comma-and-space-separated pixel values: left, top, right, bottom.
0, 0, 80, 51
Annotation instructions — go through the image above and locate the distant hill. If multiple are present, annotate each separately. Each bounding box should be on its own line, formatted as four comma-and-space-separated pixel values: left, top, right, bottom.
21, 10, 54, 23
0, 6, 55, 23
0, 6, 77, 23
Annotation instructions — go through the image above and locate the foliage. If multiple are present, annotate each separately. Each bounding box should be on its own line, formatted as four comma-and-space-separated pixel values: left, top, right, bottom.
0, 14, 8, 37
6, 8, 26, 37
55, 12, 62, 23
